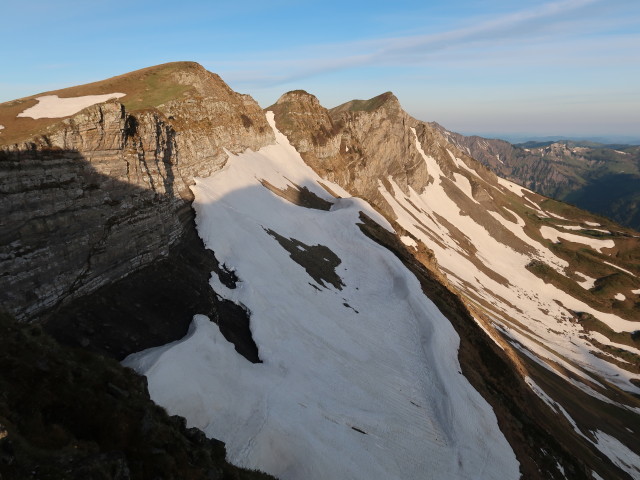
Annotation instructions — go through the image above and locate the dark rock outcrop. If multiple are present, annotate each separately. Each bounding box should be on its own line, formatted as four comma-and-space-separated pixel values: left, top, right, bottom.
269, 90, 499, 217
0, 311, 274, 480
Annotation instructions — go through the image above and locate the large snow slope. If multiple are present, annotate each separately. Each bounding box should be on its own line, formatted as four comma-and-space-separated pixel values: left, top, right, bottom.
124, 112, 519, 480
378, 129, 640, 400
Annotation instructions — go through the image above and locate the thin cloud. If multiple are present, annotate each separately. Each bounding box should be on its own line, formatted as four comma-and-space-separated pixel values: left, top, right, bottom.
220, 0, 607, 86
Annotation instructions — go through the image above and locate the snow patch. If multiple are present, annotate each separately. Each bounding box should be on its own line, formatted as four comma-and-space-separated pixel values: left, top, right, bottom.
497, 176, 526, 197
539, 226, 615, 253
17, 93, 126, 119
614, 293, 626, 301
545, 211, 569, 220
453, 172, 475, 200
575, 272, 597, 290
562, 226, 610, 234
524, 377, 557, 411
592, 430, 640, 478
584, 221, 601, 227
446, 149, 481, 178
603, 261, 636, 277
589, 332, 640, 356
400, 235, 417, 248
633, 289, 640, 295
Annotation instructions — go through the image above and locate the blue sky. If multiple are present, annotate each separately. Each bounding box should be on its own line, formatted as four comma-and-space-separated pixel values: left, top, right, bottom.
1, 0, 639, 139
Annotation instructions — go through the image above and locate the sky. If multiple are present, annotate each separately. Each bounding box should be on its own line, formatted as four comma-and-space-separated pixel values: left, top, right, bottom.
1, 0, 639, 140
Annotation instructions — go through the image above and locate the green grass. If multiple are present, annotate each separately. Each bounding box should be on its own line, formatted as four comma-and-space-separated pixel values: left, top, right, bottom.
525, 257, 639, 321
118, 64, 194, 112
330, 92, 396, 114
573, 311, 640, 349
0, 62, 200, 146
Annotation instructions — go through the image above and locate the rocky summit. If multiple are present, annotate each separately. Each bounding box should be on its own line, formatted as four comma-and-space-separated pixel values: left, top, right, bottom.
0, 62, 639, 480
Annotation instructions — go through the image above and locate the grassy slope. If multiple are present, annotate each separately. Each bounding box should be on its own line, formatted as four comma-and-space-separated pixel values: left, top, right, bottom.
0, 312, 275, 480
330, 92, 396, 114
0, 62, 200, 146
564, 174, 640, 231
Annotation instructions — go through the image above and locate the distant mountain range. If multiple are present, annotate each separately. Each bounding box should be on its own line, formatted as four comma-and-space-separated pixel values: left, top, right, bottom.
470, 133, 640, 146
435, 127, 640, 230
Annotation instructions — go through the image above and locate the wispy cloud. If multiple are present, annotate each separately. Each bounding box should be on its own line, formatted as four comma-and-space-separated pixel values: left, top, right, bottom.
216, 0, 610, 86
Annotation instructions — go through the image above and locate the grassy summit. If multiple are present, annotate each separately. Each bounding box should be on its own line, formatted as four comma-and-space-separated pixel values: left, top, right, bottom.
329, 91, 398, 115
0, 62, 207, 146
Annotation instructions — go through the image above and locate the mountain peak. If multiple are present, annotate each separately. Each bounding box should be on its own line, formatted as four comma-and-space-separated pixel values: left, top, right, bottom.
0, 61, 239, 146
272, 90, 323, 109
330, 91, 401, 116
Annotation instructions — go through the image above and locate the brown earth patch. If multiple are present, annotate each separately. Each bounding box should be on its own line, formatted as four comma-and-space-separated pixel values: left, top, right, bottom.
264, 228, 344, 290
572, 311, 640, 350
523, 351, 640, 454
440, 177, 535, 256
317, 181, 343, 199
431, 211, 512, 288
260, 179, 333, 210
526, 260, 640, 322
587, 340, 640, 373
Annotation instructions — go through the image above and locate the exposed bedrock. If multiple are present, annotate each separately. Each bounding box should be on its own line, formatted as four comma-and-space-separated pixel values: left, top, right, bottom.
0, 76, 273, 323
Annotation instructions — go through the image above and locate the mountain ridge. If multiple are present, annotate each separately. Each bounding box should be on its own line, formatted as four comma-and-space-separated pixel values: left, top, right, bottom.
1, 62, 639, 479
430, 125, 640, 230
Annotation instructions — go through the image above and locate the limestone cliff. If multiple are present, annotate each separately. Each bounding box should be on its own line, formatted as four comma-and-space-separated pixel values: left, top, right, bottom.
269, 90, 497, 216
0, 62, 274, 323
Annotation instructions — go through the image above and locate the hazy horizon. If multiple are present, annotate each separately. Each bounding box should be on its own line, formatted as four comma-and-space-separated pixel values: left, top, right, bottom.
2, 0, 638, 139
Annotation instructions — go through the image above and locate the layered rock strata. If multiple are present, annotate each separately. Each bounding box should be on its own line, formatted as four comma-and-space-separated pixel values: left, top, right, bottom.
0, 64, 273, 322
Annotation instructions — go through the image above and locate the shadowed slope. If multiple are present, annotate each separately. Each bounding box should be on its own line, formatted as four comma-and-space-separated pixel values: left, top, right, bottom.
0, 312, 274, 480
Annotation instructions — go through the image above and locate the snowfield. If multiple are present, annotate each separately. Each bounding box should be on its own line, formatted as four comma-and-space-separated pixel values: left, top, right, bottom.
124, 112, 520, 480
378, 129, 639, 400
17, 93, 126, 119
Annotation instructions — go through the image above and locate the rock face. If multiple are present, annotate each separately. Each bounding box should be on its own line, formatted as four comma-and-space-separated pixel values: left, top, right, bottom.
269, 91, 424, 215
0, 63, 274, 321
269, 90, 497, 217
433, 128, 589, 197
